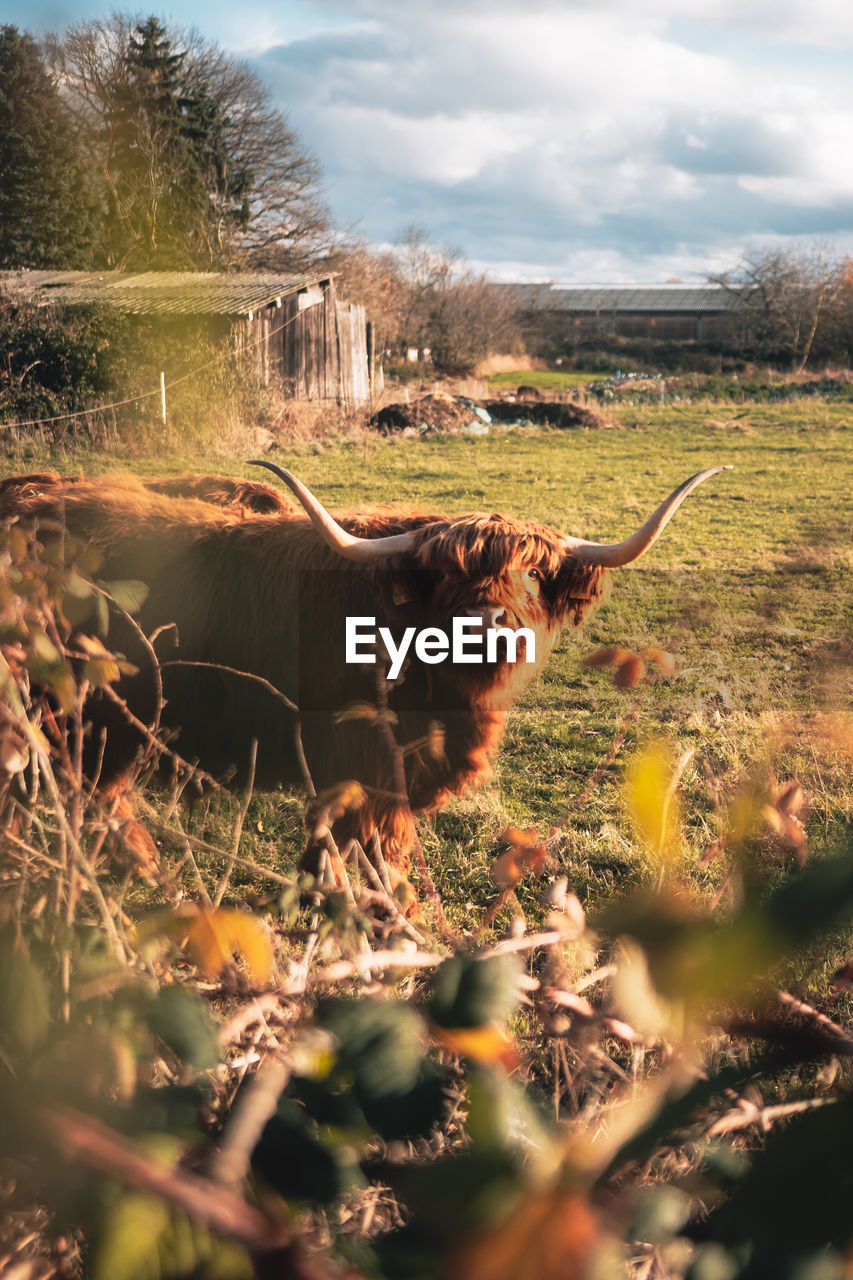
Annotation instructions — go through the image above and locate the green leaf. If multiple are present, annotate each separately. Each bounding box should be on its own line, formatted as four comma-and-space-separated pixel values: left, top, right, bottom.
25, 656, 77, 714
88, 1192, 171, 1280
101, 579, 150, 616
0, 933, 50, 1052
691, 1095, 853, 1269
687, 1244, 743, 1280
89, 1195, 253, 1280
465, 1066, 560, 1180
427, 953, 523, 1029
321, 997, 427, 1099
65, 568, 94, 599
306, 999, 450, 1141
251, 1098, 358, 1204
145, 987, 220, 1070
385, 1150, 525, 1241
629, 1185, 692, 1245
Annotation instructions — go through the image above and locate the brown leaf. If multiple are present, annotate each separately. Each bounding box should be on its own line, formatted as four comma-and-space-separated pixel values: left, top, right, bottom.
614, 654, 646, 689
774, 781, 805, 816
640, 645, 677, 676
114, 817, 160, 884
0, 732, 29, 775
581, 645, 632, 670
445, 1189, 599, 1280
492, 827, 548, 887
135, 907, 274, 983
491, 850, 525, 889
433, 1023, 519, 1069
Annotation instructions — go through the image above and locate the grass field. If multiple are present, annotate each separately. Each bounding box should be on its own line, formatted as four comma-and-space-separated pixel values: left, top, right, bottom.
6, 401, 851, 930
485, 367, 610, 390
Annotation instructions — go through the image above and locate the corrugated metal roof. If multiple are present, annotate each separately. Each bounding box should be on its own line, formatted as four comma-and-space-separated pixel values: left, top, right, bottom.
0, 270, 329, 315
549, 284, 745, 313
491, 282, 747, 313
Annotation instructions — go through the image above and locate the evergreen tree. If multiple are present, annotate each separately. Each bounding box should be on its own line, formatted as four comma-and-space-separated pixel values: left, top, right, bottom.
103, 17, 198, 266
0, 25, 98, 269
48, 14, 331, 272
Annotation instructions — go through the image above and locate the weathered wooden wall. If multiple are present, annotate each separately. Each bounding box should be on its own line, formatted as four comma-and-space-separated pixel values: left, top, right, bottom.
234, 278, 372, 406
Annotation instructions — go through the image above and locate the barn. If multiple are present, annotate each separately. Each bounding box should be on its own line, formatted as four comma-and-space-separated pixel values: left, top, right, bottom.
0, 270, 379, 406
504, 282, 748, 345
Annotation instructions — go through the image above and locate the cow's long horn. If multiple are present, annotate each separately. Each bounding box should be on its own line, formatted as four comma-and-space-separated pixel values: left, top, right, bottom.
248, 461, 417, 561
564, 466, 732, 567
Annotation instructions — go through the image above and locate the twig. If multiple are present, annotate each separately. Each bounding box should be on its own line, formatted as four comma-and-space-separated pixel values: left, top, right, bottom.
217, 994, 291, 1046
372, 666, 456, 942
777, 989, 853, 1051
352, 841, 429, 945
0, 652, 127, 963
141, 809, 298, 891
486, 929, 565, 957
45, 1105, 291, 1251
213, 739, 258, 909
572, 964, 618, 993
567, 692, 645, 817
209, 1057, 291, 1190
476, 886, 515, 935
706, 1094, 835, 1138
160, 660, 298, 714
311, 948, 444, 985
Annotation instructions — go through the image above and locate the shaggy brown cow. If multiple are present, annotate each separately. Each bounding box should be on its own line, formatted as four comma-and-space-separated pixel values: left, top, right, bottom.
0, 464, 729, 874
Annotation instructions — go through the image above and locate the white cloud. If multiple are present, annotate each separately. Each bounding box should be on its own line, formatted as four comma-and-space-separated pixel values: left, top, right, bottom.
251, 2, 853, 278
6, 0, 851, 278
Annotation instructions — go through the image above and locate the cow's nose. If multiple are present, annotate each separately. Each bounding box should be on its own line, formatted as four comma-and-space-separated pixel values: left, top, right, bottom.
464, 606, 506, 628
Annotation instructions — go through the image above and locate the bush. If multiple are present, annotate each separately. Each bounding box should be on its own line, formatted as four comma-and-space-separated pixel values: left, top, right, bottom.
0, 294, 268, 451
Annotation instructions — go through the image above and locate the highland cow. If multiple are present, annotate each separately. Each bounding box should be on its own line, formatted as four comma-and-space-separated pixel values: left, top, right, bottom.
0, 464, 729, 875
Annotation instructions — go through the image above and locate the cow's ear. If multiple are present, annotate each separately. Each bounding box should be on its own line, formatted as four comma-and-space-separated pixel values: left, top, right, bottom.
555, 563, 611, 625
381, 568, 438, 613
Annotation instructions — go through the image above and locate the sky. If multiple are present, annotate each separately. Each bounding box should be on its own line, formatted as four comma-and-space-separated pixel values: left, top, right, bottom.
4, 0, 853, 281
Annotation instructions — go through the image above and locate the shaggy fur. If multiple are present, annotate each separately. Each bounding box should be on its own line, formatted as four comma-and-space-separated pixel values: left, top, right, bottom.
0, 471, 609, 871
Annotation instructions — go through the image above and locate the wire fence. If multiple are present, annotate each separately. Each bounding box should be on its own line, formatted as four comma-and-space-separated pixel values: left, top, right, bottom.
0, 305, 306, 432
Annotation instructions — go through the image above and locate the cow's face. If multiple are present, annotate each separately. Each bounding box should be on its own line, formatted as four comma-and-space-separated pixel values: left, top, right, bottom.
249, 460, 730, 695
377, 515, 610, 696
414, 512, 606, 632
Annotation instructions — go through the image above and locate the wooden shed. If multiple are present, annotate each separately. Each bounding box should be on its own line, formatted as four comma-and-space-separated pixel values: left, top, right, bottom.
0, 270, 379, 406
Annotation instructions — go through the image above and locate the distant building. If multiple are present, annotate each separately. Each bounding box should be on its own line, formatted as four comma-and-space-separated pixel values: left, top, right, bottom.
499, 282, 748, 345
0, 270, 379, 406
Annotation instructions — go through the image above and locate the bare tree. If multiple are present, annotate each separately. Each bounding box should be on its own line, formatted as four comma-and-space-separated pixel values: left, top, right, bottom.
324, 235, 404, 357
714, 246, 843, 373
391, 228, 522, 370
45, 14, 331, 271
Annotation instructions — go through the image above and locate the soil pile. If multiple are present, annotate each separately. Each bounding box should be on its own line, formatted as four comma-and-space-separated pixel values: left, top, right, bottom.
372, 393, 612, 435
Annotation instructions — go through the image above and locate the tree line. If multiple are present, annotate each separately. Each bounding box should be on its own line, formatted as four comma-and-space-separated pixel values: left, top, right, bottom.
0, 18, 520, 372
0, 17, 330, 273
2, 16, 850, 374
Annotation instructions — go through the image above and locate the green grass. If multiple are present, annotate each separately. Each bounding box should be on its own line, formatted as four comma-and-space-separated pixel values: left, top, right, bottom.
4, 403, 852, 947
484, 368, 609, 390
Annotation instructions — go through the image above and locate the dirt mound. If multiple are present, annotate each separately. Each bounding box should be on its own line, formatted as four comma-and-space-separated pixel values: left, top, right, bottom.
371, 394, 612, 435
372, 395, 488, 435
482, 400, 611, 430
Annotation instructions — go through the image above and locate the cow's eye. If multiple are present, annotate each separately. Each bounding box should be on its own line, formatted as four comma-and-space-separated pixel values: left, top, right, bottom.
524, 567, 543, 587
